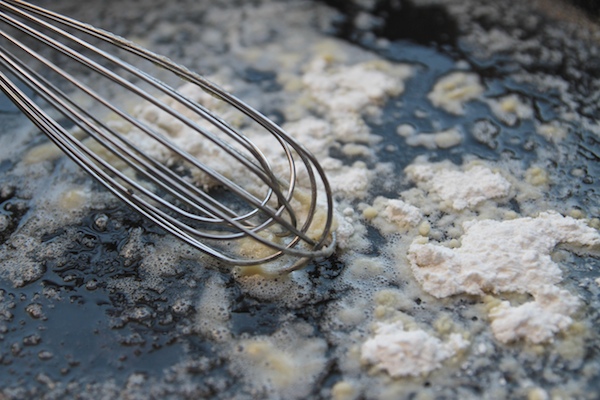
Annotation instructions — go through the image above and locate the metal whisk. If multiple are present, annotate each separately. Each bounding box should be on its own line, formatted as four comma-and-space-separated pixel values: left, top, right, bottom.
0, 0, 336, 273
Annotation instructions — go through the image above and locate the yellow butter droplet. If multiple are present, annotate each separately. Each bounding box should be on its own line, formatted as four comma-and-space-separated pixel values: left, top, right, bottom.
362, 207, 378, 220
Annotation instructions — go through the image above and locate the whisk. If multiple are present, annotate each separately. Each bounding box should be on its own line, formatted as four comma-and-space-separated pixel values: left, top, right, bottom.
0, 0, 336, 273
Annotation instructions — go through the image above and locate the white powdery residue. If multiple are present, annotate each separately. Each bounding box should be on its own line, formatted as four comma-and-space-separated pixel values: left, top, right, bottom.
406, 164, 511, 210
300, 56, 410, 148
334, 211, 357, 250
404, 127, 463, 149
282, 117, 333, 156
428, 71, 484, 115
330, 113, 372, 143
126, 81, 337, 203
379, 197, 422, 230
322, 159, 372, 199
486, 94, 533, 126
472, 28, 522, 55
537, 120, 569, 142
361, 321, 469, 377
489, 286, 579, 344
408, 211, 600, 343
131, 81, 231, 155
126, 81, 255, 190
302, 58, 410, 116
295, 57, 410, 200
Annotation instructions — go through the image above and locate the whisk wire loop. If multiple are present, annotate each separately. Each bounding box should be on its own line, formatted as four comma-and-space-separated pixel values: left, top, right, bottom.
0, 3, 296, 228
0, 0, 336, 272
0, 26, 277, 228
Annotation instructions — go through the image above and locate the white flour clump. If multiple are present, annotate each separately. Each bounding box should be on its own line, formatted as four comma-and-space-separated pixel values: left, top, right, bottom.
404, 127, 463, 149
302, 58, 410, 116
486, 94, 533, 126
536, 120, 569, 142
300, 55, 411, 148
381, 198, 422, 228
283, 117, 334, 156
428, 71, 484, 115
408, 211, 600, 343
361, 320, 468, 377
406, 163, 511, 210
489, 285, 579, 344
366, 196, 423, 234
322, 159, 373, 200
295, 57, 411, 200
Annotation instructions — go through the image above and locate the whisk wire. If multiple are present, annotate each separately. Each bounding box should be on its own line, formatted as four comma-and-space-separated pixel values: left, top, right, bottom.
0, 58, 317, 263
1, 0, 295, 200
0, 4, 292, 223
0, 46, 251, 230
1, 1, 325, 246
0, 0, 336, 272
0, 47, 313, 258
0, 32, 271, 228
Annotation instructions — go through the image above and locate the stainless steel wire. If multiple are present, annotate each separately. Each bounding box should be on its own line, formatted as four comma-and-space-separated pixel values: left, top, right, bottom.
0, 0, 336, 273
